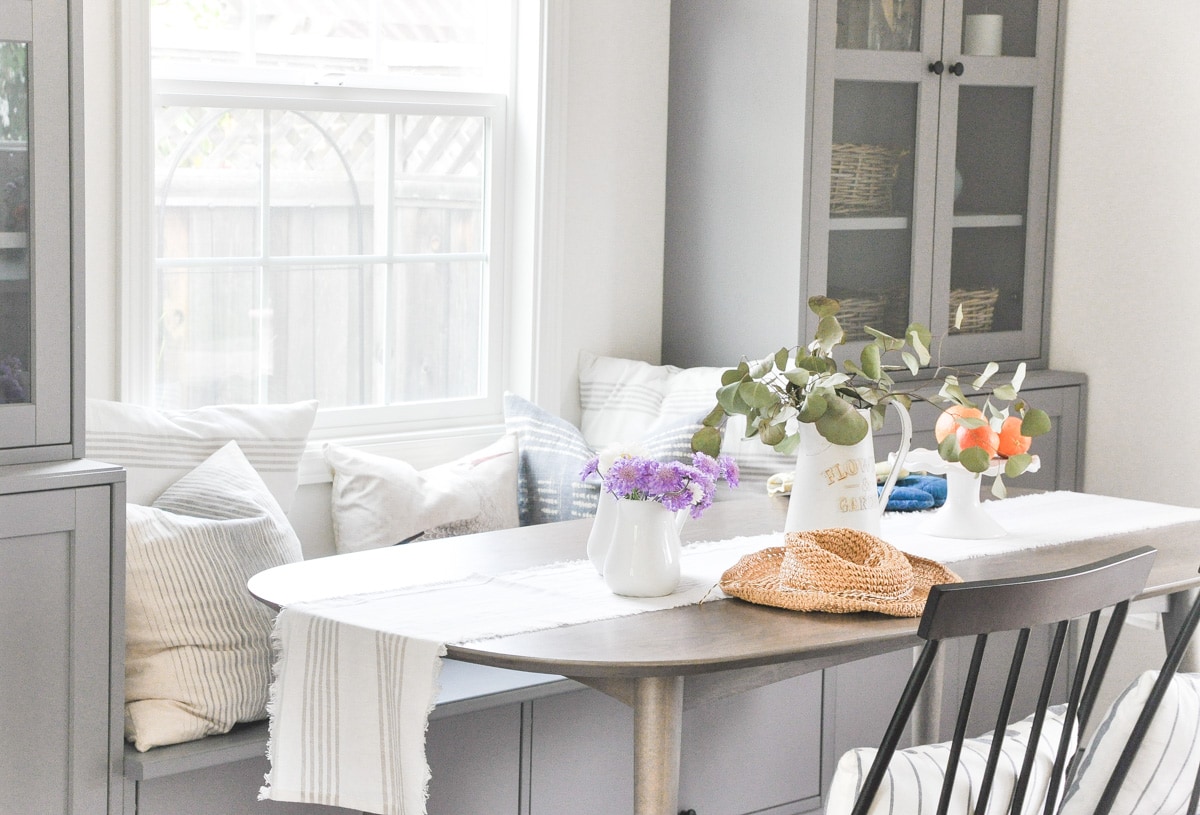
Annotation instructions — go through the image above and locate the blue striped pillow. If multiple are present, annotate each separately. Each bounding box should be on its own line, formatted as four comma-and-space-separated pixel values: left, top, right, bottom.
503, 392, 702, 526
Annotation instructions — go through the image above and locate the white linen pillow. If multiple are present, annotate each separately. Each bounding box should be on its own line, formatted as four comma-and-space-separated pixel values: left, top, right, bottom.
85, 398, 317, 511
577, 351, 793, 497
124, 441, 304, 752
324, 434, 521, 554
1059, 670, 1200, 815
826, 705, 1071, 815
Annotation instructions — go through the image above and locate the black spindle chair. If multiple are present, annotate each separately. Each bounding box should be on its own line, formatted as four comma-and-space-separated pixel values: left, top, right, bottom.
830, 546, 1157, 815
1057, 571, 1200, 815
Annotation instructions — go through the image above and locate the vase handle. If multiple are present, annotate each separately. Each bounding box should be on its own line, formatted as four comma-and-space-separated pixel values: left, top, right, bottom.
876, 400, 913, 517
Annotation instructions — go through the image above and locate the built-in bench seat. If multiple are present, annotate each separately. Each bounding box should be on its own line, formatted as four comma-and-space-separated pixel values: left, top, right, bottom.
122, 661, 578, 815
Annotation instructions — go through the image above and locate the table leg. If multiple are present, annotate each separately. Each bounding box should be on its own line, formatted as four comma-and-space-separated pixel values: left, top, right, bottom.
1164, 589, 1200, 673
633, 676, 684, 815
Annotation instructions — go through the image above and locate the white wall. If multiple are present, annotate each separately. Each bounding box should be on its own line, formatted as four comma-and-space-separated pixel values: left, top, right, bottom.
1051, 1, 1200, 507
82, 0, 672, 431
556, 0, 672, 421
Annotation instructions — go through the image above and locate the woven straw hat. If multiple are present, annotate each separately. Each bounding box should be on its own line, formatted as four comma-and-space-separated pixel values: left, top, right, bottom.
720, 527, 961, 618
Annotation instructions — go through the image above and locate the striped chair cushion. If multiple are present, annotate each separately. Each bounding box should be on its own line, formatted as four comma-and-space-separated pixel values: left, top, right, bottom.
123, 440, 304, 751
577, 351, 795, 498
826, 705, 1072, 815
1059, 670, 1200, 815
86, 398, 317, 512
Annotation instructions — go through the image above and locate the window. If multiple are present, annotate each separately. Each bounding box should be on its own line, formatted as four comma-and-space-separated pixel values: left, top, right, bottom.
139, 1, 513, 434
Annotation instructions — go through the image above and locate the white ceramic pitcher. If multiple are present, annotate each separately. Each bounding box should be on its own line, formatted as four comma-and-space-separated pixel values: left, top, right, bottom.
784, 401, 912, 535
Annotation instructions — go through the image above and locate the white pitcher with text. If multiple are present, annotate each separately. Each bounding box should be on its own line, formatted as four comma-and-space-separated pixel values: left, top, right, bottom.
784, 402, 912, 535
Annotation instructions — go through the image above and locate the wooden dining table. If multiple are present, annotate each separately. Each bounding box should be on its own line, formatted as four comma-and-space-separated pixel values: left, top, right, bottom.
249, 494, 1200, 815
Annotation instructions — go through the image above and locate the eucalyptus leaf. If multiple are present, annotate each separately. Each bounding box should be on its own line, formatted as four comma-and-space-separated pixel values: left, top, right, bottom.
815, 397, 869, 445
774, 432, 801, 456
902, 351, 919, 376
739, 380, 778, 409
1021, 409, 1052, 438
860, 343, 882, 380
808, 295, 840, 318
938, 433, 960, 462
798, 392, 828, 422
959, 446, 991, 473
690, 426, 722, 458
954, 303, 964, 330
991, 476, 1008, 499
783, 367, 812, 387
1005, 454, 1032, 478
761, 423, 787, 447
701, 404, 725, 428
992, 384, 1017, 401
716, 382, 749, 414
774, 347, 790, 371
1011, 362, 1026, 393
721, 367, 745, 386
972, 362, 999, 389
814, 314, 844, 353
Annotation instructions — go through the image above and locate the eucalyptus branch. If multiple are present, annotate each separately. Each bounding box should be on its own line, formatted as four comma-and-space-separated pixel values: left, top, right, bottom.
691, 295, 1052, 488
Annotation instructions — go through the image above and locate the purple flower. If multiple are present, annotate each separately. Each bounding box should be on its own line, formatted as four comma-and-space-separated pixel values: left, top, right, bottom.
579, 456, 600, 481
579, 450, 739, 519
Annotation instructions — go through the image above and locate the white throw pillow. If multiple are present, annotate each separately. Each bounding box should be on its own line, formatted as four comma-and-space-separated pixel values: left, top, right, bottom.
577, 351, 793, 497
1059, 670, 1200, 815
85, 398, 318, 511
324, 434, 521, 554
124, 441, 304, 752
826, 705, 1072, 815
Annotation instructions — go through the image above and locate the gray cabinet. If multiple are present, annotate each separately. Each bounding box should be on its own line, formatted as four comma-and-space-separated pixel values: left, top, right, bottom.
0, 4, 120, 813
664, 0, 1063, 370
528, 675, 824, 815
0, 461, 124, 815
0, 0, 80, 464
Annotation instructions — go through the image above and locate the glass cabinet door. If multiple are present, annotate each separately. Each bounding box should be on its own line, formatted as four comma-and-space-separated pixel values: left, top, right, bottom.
0, 41, 30, 407
0, 1, 75, 461
808, 0, 1056, 364
931, 0, 1055, 361
808, 0, 942, 342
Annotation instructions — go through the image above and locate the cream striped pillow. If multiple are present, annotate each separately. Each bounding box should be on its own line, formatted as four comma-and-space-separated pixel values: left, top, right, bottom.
86, 399, 317, 511
826, 705, 1072, 815
124, 441, 304, 752
1059, 670, 1200, 815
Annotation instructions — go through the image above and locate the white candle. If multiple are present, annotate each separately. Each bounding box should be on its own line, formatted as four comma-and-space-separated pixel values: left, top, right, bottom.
963, 14, 1003, 57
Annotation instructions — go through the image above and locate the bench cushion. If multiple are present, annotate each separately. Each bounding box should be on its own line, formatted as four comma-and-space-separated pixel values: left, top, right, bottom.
125, 441, 304, 751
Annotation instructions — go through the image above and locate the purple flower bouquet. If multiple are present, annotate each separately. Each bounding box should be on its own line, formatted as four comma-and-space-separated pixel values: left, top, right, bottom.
581, 450, 738, 519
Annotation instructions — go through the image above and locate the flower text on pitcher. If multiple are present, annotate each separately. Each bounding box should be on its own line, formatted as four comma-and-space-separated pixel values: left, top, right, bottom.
823, 455, 873, 487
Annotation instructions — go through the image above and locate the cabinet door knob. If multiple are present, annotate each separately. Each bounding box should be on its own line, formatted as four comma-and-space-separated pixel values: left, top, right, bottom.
928, 60, 945, 75
949, 61, 965, 76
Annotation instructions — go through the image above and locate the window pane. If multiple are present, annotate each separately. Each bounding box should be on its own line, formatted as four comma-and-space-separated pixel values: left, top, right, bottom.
156, 107, 263, 258
156, 265, 262, 406
151, 0, 509, 88
394, 114, 485, 254
268, 110, 378, 257
388, 260, 484, 403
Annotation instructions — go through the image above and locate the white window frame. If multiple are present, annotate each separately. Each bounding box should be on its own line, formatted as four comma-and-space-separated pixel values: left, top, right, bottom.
118, 0, 568, 471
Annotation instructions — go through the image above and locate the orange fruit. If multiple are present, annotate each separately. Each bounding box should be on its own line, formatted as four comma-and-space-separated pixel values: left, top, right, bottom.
956, 422, 1000, 458
934, 404, 985, 443
996, 415, 1032, 457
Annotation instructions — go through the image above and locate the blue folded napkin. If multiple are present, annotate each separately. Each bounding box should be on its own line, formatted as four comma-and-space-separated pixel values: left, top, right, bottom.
879, 474, 948, 512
